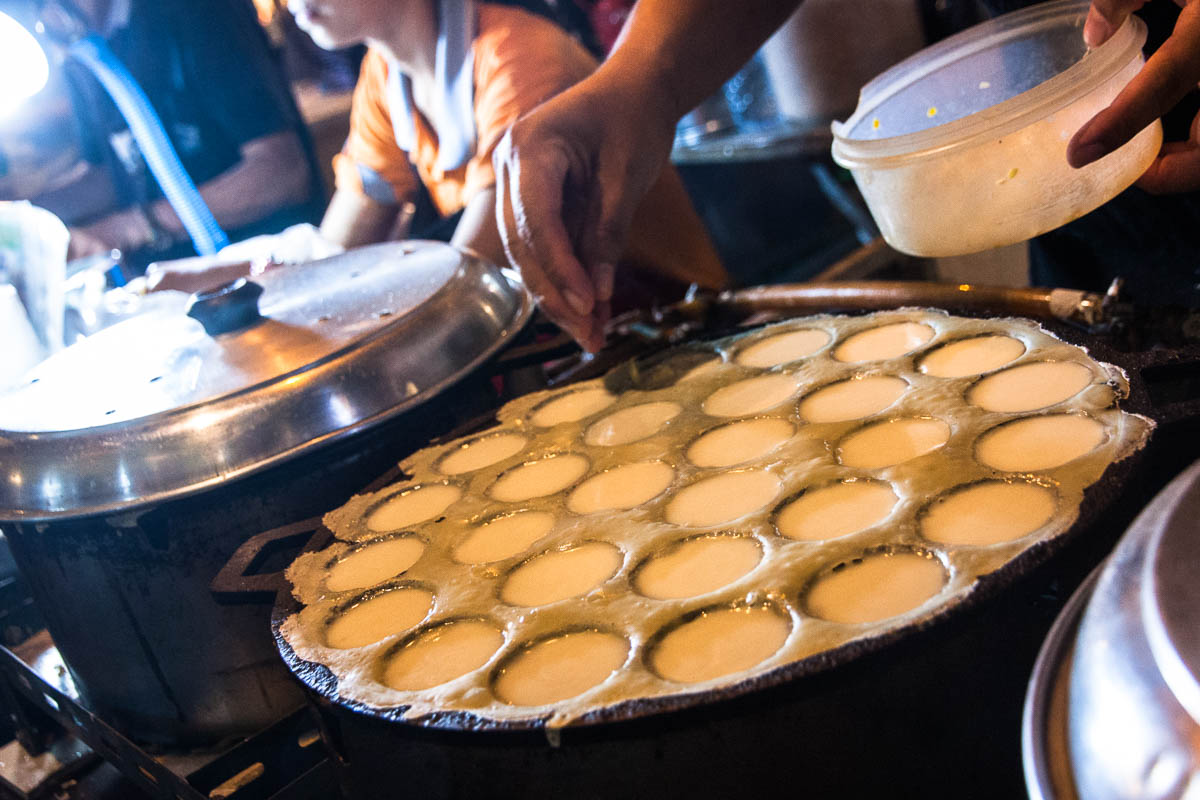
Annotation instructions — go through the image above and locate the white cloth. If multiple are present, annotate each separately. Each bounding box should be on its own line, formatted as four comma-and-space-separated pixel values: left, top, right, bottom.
385, 0, 477, 174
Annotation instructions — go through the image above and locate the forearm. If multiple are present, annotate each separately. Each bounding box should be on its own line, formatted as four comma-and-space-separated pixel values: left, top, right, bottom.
492, 0, 803, 352
603, 0, 803, 123
144, 130, 313, 241
70, 130, 313, 256
451, 187, 506, 269
319, 188, 408, 249
71, 206, 160, 257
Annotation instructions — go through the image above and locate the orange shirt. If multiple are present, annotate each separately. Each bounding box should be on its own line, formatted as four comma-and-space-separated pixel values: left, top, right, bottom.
333, 3, 727, 291
334, 5, 595, 217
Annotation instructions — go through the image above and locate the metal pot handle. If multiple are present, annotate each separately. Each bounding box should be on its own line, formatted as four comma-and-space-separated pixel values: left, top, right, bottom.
210, 517, 328, 604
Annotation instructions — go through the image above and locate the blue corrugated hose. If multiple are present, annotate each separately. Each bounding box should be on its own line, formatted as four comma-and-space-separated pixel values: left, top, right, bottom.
67, 34, 229, 255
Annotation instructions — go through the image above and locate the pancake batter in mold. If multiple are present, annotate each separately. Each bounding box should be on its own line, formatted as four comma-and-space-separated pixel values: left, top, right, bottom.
284, 310, 1150, 727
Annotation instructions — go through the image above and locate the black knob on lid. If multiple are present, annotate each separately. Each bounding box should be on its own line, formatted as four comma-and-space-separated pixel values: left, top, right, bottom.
186, 278, 265, 336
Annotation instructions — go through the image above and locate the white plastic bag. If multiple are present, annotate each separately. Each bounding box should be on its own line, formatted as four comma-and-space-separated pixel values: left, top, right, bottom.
217, 222, 344, 267
0, 283, 43, 390
0, 201, 68, 354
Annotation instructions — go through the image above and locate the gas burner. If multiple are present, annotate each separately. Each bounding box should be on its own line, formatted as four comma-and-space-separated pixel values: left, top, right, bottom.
0, 633, 335, 799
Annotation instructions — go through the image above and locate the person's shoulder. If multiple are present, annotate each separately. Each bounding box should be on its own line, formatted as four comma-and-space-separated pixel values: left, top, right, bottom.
347, 46, 392, 113
347, 47, 395, 137
467, 3, 597, 150
475, 4, 595, 75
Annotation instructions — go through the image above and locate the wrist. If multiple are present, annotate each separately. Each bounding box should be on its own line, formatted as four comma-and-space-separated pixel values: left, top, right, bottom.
599, 49, 687, 124
587, 58, 683, 152
89, 207, 158, 254
135, 205, 175, 254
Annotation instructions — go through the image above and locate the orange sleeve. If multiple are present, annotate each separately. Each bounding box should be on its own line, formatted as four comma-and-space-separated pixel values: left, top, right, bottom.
460, 7, 598, 201
332, 49, 421, 204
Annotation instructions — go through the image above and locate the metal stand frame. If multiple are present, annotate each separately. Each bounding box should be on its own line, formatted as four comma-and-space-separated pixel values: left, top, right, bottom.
0, 635, 335, 800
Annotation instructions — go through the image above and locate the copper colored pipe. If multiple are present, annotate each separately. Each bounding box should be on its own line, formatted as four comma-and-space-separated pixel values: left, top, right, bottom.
716, 281, 1106, 326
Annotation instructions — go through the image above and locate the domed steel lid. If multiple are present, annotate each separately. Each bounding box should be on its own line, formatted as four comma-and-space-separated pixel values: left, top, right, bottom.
1065, 459, 1200, 800
0, 241, 531, 520
1143, 462, 1200, 726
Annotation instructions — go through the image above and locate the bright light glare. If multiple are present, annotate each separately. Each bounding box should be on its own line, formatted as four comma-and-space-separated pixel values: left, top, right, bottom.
0, 12, 50, 115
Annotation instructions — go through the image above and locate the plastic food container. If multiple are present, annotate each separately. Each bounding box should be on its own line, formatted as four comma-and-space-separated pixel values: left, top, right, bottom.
831, 0, 1162, 257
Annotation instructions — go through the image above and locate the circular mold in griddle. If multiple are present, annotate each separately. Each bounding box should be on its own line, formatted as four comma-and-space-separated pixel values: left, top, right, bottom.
620, 349, 723, 392
920, 480, 1058, 546
324, 534, 427, 593
489, 454, 591, 503
530, 388, 617, 428
918, 334, 1026, 378
702, 373, 801, 418
803, 548, 947, 624
584, 402, 683, 446
499, 542, 624, 607
665, 470, 783, 528
453, 510, 557, 565
798, 375, 909, 423
975, 414, 1106, 472
365, 483, 462, 533
967, 361, 1094, 413
774, 479, 899, 541
493, 629, 630, 707
648, 601, 793, 684
437, 432, 530, 475
837, 417, 951, 469
678, 358, 723, 383
735, 328, 831, 368
633, 533, 763, 600
325, 583, 435, 649
566, 461, 675, 514
378, 618, 506, 692
686, 417, 796, 468
833, 321, 935, 363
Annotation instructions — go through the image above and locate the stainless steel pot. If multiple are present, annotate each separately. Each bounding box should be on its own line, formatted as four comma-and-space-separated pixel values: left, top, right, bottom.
1071, 461, 1200, 800
0, 241, 532, 745
1024, 459, 1200, 800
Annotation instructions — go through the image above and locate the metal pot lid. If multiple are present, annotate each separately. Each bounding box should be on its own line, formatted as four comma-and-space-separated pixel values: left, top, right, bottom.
0, 241, 532, 520
1067, 460, 1200, 800
1142, 459, 1200, 725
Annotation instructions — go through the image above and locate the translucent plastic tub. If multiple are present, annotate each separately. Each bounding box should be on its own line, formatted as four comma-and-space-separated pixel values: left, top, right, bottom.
831, 0, 1162, 257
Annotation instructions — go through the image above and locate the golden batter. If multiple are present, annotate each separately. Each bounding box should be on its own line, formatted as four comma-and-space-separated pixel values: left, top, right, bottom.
284, 310, 1150, 727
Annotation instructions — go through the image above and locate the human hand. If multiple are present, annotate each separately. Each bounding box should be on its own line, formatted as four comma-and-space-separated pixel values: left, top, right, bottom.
67, 208, 155, 261
66, 224, 118, 262
1068, 0, 1200, 193
493, 75, 678, 353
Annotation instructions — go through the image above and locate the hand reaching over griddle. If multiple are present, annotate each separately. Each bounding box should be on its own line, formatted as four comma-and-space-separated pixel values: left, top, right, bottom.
493, 74, 676, 354
493, 0, 801, 353
1069, 0, 1200, 193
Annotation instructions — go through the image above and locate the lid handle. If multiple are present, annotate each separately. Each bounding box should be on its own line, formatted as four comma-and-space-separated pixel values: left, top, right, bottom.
186, 278, 265, 336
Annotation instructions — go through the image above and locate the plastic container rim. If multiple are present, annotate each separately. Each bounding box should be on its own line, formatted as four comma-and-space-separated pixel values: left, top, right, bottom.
831, 0, 1146, 169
